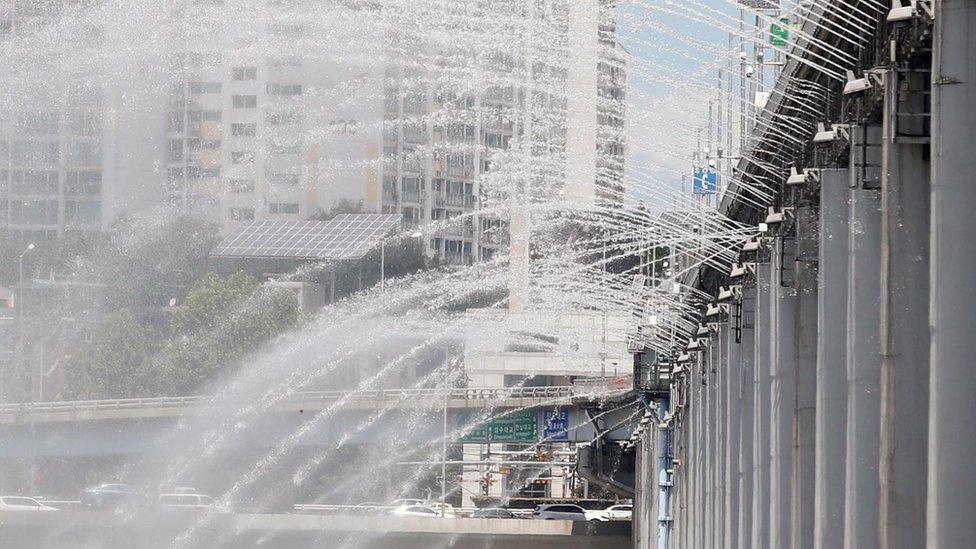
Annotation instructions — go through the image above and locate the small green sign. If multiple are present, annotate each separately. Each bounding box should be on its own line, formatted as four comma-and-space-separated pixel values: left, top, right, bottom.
458, 410, 538, 443
770, 18, 790, 47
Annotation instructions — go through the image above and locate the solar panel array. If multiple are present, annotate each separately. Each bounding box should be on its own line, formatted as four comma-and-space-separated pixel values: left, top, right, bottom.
211, 214, 401, 260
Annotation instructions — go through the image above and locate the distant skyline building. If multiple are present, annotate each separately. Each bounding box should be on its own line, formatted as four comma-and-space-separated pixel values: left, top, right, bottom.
0, 1, 164, 241
2, 0, 625, 252
379, 0, 627, 265
163, 0, 385, 233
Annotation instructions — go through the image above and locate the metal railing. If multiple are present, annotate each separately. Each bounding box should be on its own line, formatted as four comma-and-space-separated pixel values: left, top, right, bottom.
0, 386, 608, 416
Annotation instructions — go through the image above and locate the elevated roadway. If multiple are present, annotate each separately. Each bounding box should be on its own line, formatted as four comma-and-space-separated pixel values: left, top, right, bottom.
0, 387, 639, 457
0, 509, 632, 549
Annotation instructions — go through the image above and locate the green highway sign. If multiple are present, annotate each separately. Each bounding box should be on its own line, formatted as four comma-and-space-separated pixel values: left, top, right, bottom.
458, 410, 538, 443
770, 18, 790, 47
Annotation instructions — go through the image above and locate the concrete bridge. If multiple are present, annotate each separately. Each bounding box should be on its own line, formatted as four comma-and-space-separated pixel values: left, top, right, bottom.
0, 510, 632, 549
0, 387, 638, 457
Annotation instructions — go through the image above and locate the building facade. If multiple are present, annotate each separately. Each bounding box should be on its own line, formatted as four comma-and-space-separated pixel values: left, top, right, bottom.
379, 0, 627, 265
164, 0, 384, 233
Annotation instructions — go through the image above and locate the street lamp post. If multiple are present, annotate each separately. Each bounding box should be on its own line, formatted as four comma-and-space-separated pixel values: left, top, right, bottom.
18, 243, 35, 494
17, 243, 34, 394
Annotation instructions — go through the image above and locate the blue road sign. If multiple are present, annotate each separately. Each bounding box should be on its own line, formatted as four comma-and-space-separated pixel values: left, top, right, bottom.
543, 410, 570, 441
693, 168, 718, 195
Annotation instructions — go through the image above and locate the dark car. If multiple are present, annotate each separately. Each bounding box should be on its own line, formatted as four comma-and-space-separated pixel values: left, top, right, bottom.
81, 484, 141, 507
472, 508, 516, 519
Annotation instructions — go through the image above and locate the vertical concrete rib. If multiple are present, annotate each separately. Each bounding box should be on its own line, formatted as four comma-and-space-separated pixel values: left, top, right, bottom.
879, 69, 930, 549
752, 260, 772, 548
693, 353, 707, 547
844, 142, 883, 549
716, 329, 727, 549
814, 168, 850, 549
738, 288, 755, 549
770, 237, 796, 548
708, 334, 722, 547
928, 1, 976, 546
724, 321, 741, 549
792, 205, 819, 549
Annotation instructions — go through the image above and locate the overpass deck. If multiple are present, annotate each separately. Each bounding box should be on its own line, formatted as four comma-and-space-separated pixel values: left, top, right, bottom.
0, 386, 626, 425
0, 510, 631, 549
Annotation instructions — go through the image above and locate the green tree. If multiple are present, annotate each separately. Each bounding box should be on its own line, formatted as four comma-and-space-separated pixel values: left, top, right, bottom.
170, 272, 259, 334
161, 272, 302, 394
308, 199, 365, 221
64, 312, 161, 399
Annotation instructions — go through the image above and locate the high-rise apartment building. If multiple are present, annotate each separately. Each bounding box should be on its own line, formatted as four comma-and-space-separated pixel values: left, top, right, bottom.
379, 0, 627, 265
164, 0, 384, 233
0, 1, 166, 241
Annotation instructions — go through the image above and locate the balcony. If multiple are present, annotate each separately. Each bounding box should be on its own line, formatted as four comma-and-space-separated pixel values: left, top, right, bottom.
401, 190, 426, 204
444, 193, 475, 208
444, 252, 473, 266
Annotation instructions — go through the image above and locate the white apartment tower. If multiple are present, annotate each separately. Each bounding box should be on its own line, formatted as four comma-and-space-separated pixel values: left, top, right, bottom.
0, 1, 167, 241
380, 0, 627, 265
164, 1, 384, 232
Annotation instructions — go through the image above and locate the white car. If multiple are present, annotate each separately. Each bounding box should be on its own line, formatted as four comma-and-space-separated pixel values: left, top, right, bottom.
0, 496, 57, 511
531, 504, 589, 521
389, 498, 425, 507
158, 493, 228, 512
427, 502, 457, 517
391, 504, 444, 518
586, 504, 633, 521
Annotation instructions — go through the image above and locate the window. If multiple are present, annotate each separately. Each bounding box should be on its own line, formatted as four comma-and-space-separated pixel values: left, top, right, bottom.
231, 151, 255, 164
267, 111, 301, 126
65, 171, 101, 196
232, 67, 257, 81
11, 199, 59, 224
188, 81, 221, 94
269, 172, 300, 186
67, 112, 101, 136
267, 141, 301, 155
188, 110, 222, 123
228, 179, 255, 193
267, 55, 302, 67
65, 200, 101, 223
15, 111, 60, 135
10, 170, 59, 195
232, 123, 256, 136
267, 83, 302, 96
268, 202, 299, 214
187, 167, 220, 179
232, 95, 257, 108
230, 207, 254, 221
66, 141, 102, 166
10, 141, 59, 165
186, 138, 220, 150
169, 139, 184, 161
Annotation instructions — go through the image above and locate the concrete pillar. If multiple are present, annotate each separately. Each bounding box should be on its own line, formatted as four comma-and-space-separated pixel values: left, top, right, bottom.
879, 67, 930, 549
752, 260, 772, 548
657, 397, 672, 549
770, 237, 797, 548
928, 2, 976, 546
814, 168, 851, 549
696, 355, 706, 549
738, 288, 756, 549
707, 338, 718, 549
636, 423, 648, 549
715, 331, 726, 549
792, 205, 819, 549
724, 321, 741, 549
844, 149, 883, 549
